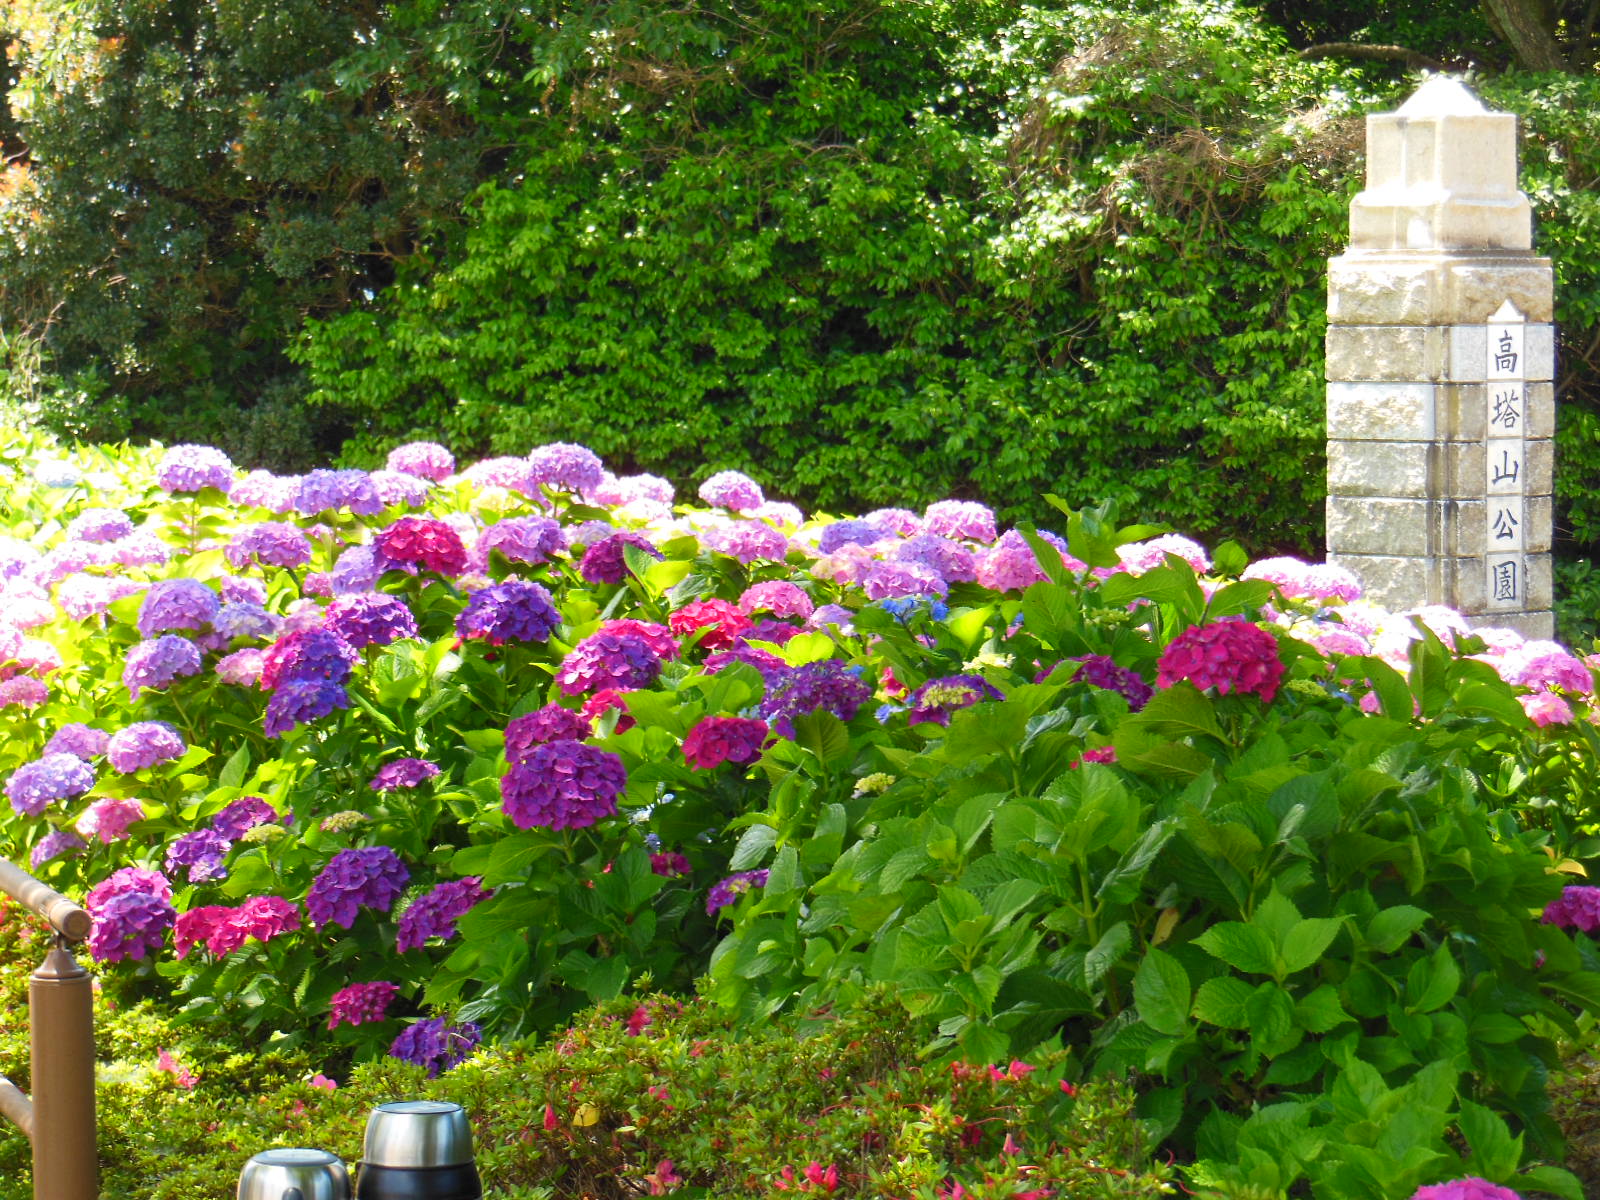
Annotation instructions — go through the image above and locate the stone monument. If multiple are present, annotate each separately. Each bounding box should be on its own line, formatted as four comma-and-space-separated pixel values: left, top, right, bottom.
1325, 75, 1555, 638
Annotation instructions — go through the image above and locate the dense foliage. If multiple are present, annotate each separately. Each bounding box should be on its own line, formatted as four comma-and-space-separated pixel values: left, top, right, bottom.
4, 1, 1599, 554
1, 429, 1599, 1196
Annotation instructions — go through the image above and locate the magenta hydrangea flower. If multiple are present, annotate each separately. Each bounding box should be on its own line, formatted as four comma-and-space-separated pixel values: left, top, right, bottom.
123, 635, 204, 699
505, 705, 593, 765
500, 740, 627, 830
1410, 1180, 1523, 1200
906, 675, 1004, 727
650, 851, 691, 877
863, 507, 922, 536
455, 580, 561, 645
699, 471, 764, 512
325, 593, 417, 648
212, 796, 278, 839
599, 619, 679, 659
1503, 643, 1593, 694
31, 829, 87, 868
106, 532, 172, 569
758, 661, 873, 738
137, 578, 220, 638
702, 520, 790, 564
106, 722, 187, 773
306, 846, 410, 928
7, 754, 96, 816
527, 442, 605, 493
225, 521, 313, 570
389, 1017, 481, 1077
165, 829, 233, 883
1059, 655, 1153, 711
580, 531, 663, 585
706, 869, 769, 916
370, 758, 441, 792
259, 629, 359, 691
923, 500, 996, 543
264, 678, 351, 737
478, 516, 565, 567
739, 581, 814, 619
556, 631, 663, 695
66, 508, 134, 543
76, 797, 144, 844
296, 469, 385, 516
395, 878, 491, 952
386, 441, 455, 481
1156, 619, 1284, 703
1522, 692, 1574, 727
328, 980, 401, 1030
232, 895, 301, 945
1243, 557, 1363, 603
1542, 886, 1600, 932
88, 888, 175, 964
155, 444, 234, 494
375, 516, 469, 575
682, 716, 768, 770
668, 598, 751, 651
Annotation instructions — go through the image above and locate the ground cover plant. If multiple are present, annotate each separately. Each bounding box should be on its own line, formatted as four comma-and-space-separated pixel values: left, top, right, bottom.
2, 428, 1599, 1197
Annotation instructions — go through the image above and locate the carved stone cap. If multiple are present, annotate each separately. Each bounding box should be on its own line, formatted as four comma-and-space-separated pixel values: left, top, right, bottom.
1348, 76, 1531, 252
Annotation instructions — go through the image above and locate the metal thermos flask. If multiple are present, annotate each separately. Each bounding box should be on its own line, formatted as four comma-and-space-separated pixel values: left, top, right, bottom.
355, 1100, 482, 1200
236, 1147, 351, 1200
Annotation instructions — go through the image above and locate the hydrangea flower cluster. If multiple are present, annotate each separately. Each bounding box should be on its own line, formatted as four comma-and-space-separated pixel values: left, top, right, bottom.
155, 444, 234, 494
528, 441, 605, 493
225, 522, 313, 570
699, 471, 764, 512
328, 980, 401, 1030
375, 516, 468, 575
137, 578, 219, 638
706, 869, 769, 916
905, 675, 1004, 727
165, 829, 233, 883
758, 661, 873, 738
123, 635, 204, 699
478, 515, 564, 566
265, 679, 351, 737
389, 1017, 481, 1077
305, 847, 411, 928
668, 598, 751, 651
260, 629, 359, 691
370, 758, 441, 792
1541, 886, 1600, 932
740, 580, 814, 619
395, 878, 491, 952
66, 508, 134, 543
505, 705, 593, 764
1066, 655, 1154, 711
7, 753, 97, 816
212, 796, 278, 839
85, 867, 175, 964
580, 531, 663, 585
703, 520, 789, 564
1409, 1180, 1523, 1200
501, 741, 627, 830
297, 469, 385, 516
31, 829, 87, 867
557, 631, 663, 695
682, 716, 769, 770
1156, 619, 1285, 703
386, 441, 455, 481
455, 580, 561, 645
77, 797, 144, 844
923, 500, 996, 543
106, 722, 187, 773
214, 602, 279, 641
173, 897, 302, 958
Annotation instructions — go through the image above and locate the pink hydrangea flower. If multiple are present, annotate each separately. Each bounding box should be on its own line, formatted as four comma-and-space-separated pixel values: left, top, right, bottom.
1521, 691, 1574, 727
1410, 1179, 1523, 1200
76, 797, 145, 844
1157, 619, 1284, 702
682, 716, 769, 770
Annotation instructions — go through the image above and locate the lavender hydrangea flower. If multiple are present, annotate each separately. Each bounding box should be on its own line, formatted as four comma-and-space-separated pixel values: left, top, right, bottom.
579, 532, 663, 585
213, 602, 279, 641
703, 520, 790, 564
137, 579, 219, 638
106, 722, 186, 773
155, 444, 234, 494
923, 500, 996, 543
220, 575, 268, 606
478, 516, 565, 567
370, 758, 440, 792
527, 442, 605, 493
31, 829, 87, 868
44, 723, 109, 759
501, 740, 627, 830
0, 538, 43, 581
330, 545, 384, 594
212, 796, 279, 839
6, 754, 96, 816
758, 661, 873, 738
706, 869, 769, 916
165, 829, 233, 883
264, 679, 351, 737
455, 580, 561, 646
395, 878, 491, 952
106, 532, 173, 569
306, 846, 410, 928
460, 456, 536, 493
892, 534, 978, 584
387, 441, 456, 481
369, 469, 431, 508
698, 471, 764, 512
864, 508, 923, 537
862, 560, 947, 601
231, 470, 301, 512
818, 519, 889, 555
0, 676, 47, 709
296, 469, 385, 516
389, 1017, 481, 1077
121, 635, 204, 700
1065, 654, 1154, 711
225, 522, 312, 570
260, 629, 359, 690
325, 593, 417, 648
556, 631, 663, 695
66, 508, 135, 543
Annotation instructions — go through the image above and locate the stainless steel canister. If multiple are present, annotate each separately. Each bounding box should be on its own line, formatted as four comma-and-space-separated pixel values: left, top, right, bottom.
236, 1147, 351, 1200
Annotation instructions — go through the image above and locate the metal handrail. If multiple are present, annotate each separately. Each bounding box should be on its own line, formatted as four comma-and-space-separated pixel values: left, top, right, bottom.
0, 856, 97, 1200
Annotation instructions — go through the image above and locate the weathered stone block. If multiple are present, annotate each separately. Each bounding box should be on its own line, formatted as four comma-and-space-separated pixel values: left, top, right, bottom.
1330, 554, 1442, 610
1326, 497, 1435, 557
1326, 326, 1445, 382
1327, 256, 1554, 326
1326, 381, 1436, 440
1327, 441, 1432, 497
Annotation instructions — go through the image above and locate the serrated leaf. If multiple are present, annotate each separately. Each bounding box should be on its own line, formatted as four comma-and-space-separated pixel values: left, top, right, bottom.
1193, 975, 1254, 1028
1280, 917, 1345, 975
1133, 946, 1192, 1036
1195, 922, 1278, 976
1366, 905, 1430, 953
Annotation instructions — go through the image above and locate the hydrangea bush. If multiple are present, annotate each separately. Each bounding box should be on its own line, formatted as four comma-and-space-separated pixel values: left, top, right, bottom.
1, 431, 1598, 1198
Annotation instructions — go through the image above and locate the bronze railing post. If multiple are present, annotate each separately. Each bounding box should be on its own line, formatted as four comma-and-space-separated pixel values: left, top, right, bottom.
0, 858, 97, 1200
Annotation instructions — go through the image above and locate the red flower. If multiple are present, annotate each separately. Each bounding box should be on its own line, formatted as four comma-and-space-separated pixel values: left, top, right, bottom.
668, 599, 751, 651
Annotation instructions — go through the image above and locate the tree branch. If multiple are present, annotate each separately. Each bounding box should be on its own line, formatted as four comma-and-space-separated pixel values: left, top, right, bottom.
1296, 43, 1446, 71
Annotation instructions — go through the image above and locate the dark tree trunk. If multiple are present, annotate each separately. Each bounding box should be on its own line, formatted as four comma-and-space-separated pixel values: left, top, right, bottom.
1480, 0, 1569, 70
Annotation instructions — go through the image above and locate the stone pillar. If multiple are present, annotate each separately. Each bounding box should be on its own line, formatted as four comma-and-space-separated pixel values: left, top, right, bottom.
1325, 76, 1555, 638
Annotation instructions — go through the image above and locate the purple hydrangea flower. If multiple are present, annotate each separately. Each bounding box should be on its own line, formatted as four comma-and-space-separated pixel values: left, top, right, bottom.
370, 758, 441, 792
504, 705, 593, 764
739, 581, 814, 619
306, 846, 410, 928
864, 508, 923, 536
212, 796, 279, 839
906, 674, 1005, 727
703, 520, 790, 564
478, 516, 565, 567
87, 889, 175, 963
57, 574, 118, 621
220, 576, 268, 606
106, 722, 186, 773
213, 602, 279, 641
43, 723, 109, 759
330, 545, 384, 594
66, 508, 135, 543
556, 631, 663, 695
296, 469, 385, 516
386, 441, 455, 481
527, 442, 605, 493
155, 444, 234, 494
231, 470, 301, 513
758, 661, 873, 738
698, 471, 764, 512
328, 980, 401, 1030
137, 578, 220, 638
395, 878, 491, 952
706, 869, 769, 916
225, 522, 312, 570
31, 829, 87, 868
0, 676, 47, 709
818, 519, 889, 555
7, 754, 96, 816
0, 538, 43, 581
1063, 654, 1154, 711
455, 580, 561, 646
1410, 1181, 1525, 1200
259, 628, 358, 690
806, 604, 856, 632
862, 560, 948, 601
977, 530, 1055, 592
704, 645, 790, 679
264, 679, 351, 737
500, 740, 627, 830
579, 532, 663, 585
369, 469, 431, 508
1542, 886, 1600, 932
165, 829, 232, 883
325, 593, 417, 648
389, 1017, 481, 1077
923, 500, 996, 543
106, 532, 173, 569
892, 534, 978, 583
